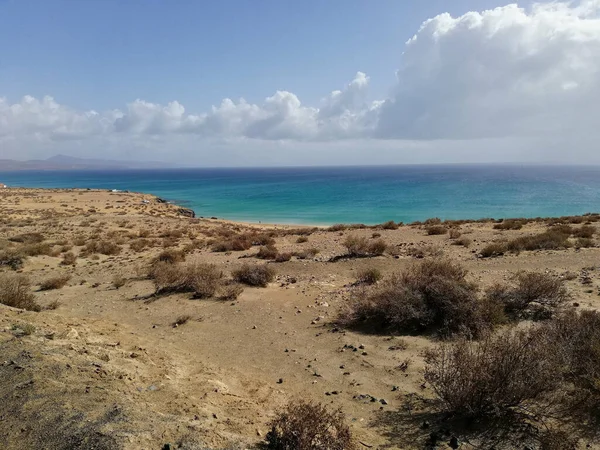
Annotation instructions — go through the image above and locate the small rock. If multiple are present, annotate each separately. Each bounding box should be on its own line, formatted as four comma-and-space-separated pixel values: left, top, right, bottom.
277, 378, 283, 384
380, 399, 388, 405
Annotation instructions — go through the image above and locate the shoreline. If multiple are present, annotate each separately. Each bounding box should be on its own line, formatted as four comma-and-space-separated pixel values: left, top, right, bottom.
3, 186, 600, 229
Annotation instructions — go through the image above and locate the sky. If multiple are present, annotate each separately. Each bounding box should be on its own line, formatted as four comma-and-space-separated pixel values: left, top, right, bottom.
1, 0, 599, 166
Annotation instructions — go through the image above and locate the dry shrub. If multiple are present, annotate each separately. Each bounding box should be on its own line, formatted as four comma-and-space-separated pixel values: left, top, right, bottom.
426, 225, 448, 235
452, 237, 471, 247
73, 236, 86, 246
343, 235, 387, 257
211, 235, 253, 252
479, 242, 507, 258
296, 236, 309, 243
506, 229, 571, 252
493, 219, 526, 230
266, 400, 356, 450
8, 232, 44, 244
155, 248, 186, 264
294, 247, 319, 260
448, 228, 462, 239
173, 314, 191, 327
82, 239, 121, 256
328, 224, 347, 232
356, 268, 382, 285
275, 252, 292, 262
575, 237, 595, 248
257, 245, 279, 260
21, 242, 53, 256
572, 225, 595, 238
130, 239, 149, 252
233, 264, 276, 287
380, 220, 399, 230
0, 248, 24, 270
424, 328, 562, 419
150, 261, 223, 298
0, 273, 40, 311
39, 275, 71, 291
217, 283, 244, 300
60, 252, 77, 266
340, 259, 492, 337
407, 245, 444, 259
112, 275, 126, 289
485, 272, 570, 321
424, 217, 442, 225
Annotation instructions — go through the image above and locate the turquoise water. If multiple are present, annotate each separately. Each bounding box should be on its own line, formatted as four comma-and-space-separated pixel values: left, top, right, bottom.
1, 165, 599, 225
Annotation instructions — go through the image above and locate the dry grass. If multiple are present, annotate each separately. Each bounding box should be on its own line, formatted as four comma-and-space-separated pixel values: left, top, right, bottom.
232, 264, 276, 287
60, 252, 77, 266
294, 247, 320, 260
256, 245, 279, 260
216, 283, 244, 300
39, 275, 71, 291
266, 400, 356, 450
155, 248, 186, 264
0, 273, 40, 311
0, 248, 24, 270
425, 225, 448, 235
81, 239, 121, 256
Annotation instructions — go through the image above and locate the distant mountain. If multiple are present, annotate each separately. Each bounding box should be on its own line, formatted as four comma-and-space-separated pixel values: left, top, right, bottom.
0, 155, 173, 171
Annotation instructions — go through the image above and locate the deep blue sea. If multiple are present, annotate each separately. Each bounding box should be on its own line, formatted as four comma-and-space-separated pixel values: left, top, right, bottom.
1, 165, 599, 225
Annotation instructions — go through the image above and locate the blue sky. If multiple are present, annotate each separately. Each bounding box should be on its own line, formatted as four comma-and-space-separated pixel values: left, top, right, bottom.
2, 0, 599, 166
1, 0, 514, 111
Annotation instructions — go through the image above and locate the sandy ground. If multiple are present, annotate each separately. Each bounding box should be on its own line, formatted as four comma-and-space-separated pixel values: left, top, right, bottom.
0, 188, 599, 449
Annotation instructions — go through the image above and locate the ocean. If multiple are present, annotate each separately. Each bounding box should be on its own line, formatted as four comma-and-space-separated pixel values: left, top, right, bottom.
1, 165, 599, 225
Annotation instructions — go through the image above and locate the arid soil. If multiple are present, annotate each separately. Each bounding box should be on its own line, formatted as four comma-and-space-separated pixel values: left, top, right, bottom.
1, 188, 599, 449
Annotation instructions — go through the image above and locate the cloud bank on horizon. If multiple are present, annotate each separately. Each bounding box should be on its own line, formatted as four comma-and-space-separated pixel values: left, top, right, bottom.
2, 1, 600, 165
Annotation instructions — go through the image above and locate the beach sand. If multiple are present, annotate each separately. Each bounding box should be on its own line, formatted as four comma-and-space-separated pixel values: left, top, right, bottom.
1, 188, 599, 449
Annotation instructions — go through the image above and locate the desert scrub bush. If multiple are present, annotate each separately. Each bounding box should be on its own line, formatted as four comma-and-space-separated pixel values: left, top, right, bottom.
21, 242, 53, 256
39, 274, 71, 291
575, 237, 595, 248
424, 328, 563, 420
150, 261, 223, 298
81, 239, 121, 256
216, 283, 244, 300
211, 235, 253, 252
296, 236, 309, 243
8, 232, 45, 244
275, 252, 292, 262
328, 224, 347, 232
130, 239, 149, 252
452, 237, 471, 247
485, 272, 570, 321
544, 309, 600, 405
0, 248, 24, 270
479, 241, 507, 258
266, 400, 356, 450
343, 235, 387, 257
0, 273, 40, 311
448, 228, 462, 239
233, 264, 276, 287
294, 247, 319, 260
380, 220, 399, 230
425, 225, 448, 235
340, 259, 493, 337
407, 244, 443, 259
493, 219, 526, 230
155, 248, 186, 264
256, 245, 279, 260
60, 251, 77, 266
506, 229, 571, 252
112, 275, 126, 289
572, 225, 595, 238
172, 314, 191, 327
356, 268, 382, 285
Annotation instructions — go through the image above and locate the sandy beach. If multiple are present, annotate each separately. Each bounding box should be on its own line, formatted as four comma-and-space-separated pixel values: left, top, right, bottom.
1, 187, 599, 449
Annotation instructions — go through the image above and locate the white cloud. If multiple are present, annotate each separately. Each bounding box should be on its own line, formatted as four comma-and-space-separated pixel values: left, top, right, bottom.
2, 1, 600, 163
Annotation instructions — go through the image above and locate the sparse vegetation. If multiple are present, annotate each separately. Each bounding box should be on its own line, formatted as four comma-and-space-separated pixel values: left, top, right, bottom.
217, 283, 244, 300
356, 268, 382, 285
340, 259, 493, 337
81, 239, 121, 256
485, 272, 570, 321
343, 235, 387, 257
155, 248, 186, 264
233, 264, 276, 287
150, 261, 223, 298
112, 275, 127, 289
0, 273, 40, 311
425, 225, 448, 235
173, 314, 192, 327
257, 245, 279, 260
60, 251, 77, 266
296, 236, 309, 243
266, 400, 356, 450
39, 275, 71, 291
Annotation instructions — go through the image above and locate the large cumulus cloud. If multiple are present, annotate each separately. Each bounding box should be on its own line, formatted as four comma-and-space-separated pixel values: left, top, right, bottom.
2, 0, 600, 160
